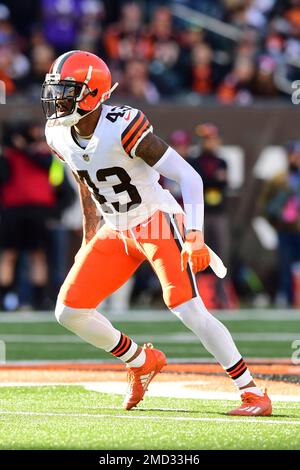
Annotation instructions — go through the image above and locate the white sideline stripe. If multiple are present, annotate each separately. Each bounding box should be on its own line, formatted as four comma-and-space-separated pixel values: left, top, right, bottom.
84, 381, 300, 402
0, 333, 298, 343
0, 409, 299, 425
0, 381, 299, 402
0, 310, 300, 323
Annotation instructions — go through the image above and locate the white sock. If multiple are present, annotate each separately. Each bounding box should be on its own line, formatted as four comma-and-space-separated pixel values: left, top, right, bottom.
241, 386, 264, 396
226, 358, 253, 389
127, 349, 146, 367
171, 297, 243, 368
171, 297, 255, 388
55, 302, 143, 364
108, 332, 145, 366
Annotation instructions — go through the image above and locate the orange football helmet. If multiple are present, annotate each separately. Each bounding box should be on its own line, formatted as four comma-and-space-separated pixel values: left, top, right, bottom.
41, 50, 118, 126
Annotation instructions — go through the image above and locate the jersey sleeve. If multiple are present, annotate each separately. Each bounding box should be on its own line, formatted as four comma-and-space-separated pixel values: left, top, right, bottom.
44, 123, 65, 162
120, 108, 153, 159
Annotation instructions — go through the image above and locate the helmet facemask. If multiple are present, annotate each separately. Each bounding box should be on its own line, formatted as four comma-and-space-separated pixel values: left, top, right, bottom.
41, 74, 96, 126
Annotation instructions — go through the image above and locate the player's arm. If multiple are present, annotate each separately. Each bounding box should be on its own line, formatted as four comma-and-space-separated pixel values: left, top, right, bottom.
72, 172, 101, 246
136, 132, 205, 234
135, 133, 210, 273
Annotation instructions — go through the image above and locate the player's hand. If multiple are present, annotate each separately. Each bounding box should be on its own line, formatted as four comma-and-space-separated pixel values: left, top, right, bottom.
181, 230, 210, 274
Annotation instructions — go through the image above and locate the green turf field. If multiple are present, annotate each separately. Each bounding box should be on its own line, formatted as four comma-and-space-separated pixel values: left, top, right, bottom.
0, 385, 299, 450
0, 310, 299, 361
0, 310, 299, 450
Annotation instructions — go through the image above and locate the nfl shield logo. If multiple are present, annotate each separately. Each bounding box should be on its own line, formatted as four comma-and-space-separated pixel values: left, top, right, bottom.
83, 154, 90, 162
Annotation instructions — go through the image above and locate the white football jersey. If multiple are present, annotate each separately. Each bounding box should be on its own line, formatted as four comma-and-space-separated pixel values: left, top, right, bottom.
45, 104, 183, 230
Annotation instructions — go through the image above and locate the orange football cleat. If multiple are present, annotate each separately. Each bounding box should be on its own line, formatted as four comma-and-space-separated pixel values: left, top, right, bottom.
228, 389, 272, 416
123, 344, 167, 411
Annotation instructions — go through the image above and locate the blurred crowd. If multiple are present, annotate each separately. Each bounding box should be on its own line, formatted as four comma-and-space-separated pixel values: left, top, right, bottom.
258, 140, 300, 308
1, 0, 300, 103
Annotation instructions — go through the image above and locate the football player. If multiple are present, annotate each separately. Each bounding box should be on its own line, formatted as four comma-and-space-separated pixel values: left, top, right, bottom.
41, 51, 271, 415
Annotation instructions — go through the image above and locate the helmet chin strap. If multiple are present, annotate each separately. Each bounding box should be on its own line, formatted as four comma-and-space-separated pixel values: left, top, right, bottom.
48, 82, 119, 128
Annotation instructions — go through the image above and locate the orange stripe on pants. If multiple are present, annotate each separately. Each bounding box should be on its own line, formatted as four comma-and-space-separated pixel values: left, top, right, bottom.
132, 211, 198, 308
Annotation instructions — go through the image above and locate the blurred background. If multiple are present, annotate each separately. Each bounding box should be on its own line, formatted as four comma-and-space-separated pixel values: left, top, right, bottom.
1, 0, 300, 312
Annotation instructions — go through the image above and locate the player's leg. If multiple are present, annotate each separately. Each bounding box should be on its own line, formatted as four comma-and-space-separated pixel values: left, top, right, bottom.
28, 249, 49, 309
58, 224, 145, 308
55, 224, 147, 363
0, 208, 20, 310
56, 223, 167, 410
26, 209, 50, 310
0, 249, 18, 310
277, 231, 293, 305
139, 211, 272, 416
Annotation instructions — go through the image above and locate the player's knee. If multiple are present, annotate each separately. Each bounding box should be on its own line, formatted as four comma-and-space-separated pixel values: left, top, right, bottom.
169, 297, 210, 331
54, 301, 80, 328
58, 283, 100, 309
163, 286, 193, 310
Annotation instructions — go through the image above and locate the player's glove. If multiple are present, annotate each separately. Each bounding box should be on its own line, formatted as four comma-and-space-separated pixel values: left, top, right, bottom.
180, 230, 211, 274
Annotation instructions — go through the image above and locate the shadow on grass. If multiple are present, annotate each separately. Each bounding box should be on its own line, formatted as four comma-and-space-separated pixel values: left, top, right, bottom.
131, 407, 227, 416
132, 407, 294, 419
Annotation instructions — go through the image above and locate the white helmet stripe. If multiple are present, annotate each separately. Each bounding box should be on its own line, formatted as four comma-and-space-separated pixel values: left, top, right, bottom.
52, 50, 78, 74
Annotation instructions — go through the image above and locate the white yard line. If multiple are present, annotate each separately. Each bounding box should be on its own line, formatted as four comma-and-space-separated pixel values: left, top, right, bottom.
0, 409, 299, 425
0, 333, 298, 343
